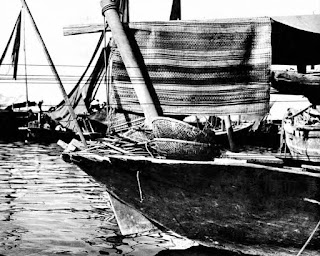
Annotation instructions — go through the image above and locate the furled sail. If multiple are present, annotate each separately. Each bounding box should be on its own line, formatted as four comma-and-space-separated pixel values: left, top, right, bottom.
0, 11, 22, 80
48, 34, 108, 132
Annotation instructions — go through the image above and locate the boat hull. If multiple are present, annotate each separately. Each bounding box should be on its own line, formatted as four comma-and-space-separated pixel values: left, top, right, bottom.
282, 107, 320, 163
63, 153, 320, 255
283, 123, 320, 163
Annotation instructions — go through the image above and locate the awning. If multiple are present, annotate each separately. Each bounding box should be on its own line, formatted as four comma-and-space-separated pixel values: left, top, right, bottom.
271, 14, 320, 65
272, 14, 320, 34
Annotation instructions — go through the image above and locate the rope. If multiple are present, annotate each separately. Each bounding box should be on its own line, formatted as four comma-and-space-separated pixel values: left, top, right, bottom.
136, 171, 143, 203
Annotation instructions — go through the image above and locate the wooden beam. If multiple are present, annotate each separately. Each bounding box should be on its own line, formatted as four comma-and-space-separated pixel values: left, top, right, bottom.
63, 23, 106, 36
224, 115, 237, 152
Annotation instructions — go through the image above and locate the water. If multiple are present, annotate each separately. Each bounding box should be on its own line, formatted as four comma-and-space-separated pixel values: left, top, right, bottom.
0, 142, 237, 256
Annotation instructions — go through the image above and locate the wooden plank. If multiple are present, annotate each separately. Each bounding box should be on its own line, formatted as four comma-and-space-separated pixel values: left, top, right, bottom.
102, 141, 132, 155
57, 139, 68, 150
66, 143, 77, 152
302, 164, 320, 173
63, 24, 106, 36
225, 151, 284, 166
296, 125, 320, 131
69, 138, 85, 151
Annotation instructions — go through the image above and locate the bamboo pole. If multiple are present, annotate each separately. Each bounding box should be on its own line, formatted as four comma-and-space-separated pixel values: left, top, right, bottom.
100, 0, 159, 128
20, 0, 87, 147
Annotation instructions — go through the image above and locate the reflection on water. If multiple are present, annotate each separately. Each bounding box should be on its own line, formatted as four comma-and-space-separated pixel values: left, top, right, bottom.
0, 142, 202, 256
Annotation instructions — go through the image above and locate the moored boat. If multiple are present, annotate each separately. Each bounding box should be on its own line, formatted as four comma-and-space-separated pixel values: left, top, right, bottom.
0, 0, 97, 143
60, 1, 320, 255
62, 143, 320, 256
281, 105, 320, 163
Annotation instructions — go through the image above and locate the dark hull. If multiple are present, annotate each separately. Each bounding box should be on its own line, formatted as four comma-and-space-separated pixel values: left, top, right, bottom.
20, 128, 102, 144
271, 71, 320, 105
0, 110, 29, 141
21, 127, 75, 143
63, 152, 320, 255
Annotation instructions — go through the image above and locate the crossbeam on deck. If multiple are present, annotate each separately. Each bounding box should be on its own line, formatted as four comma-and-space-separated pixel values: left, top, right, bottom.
63, 23, 108, 36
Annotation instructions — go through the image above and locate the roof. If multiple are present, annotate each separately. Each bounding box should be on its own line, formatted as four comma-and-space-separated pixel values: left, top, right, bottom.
270, 14, 320, 65
272, 14, 320, 34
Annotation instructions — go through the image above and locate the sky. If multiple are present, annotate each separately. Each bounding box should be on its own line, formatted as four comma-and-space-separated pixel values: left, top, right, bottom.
0, 0, 320, 108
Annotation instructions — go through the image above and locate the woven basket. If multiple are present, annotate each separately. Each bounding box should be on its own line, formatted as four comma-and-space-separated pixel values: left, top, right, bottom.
122, 128, 154, 143
149, 138, 217, 160
152, 117, 214, 143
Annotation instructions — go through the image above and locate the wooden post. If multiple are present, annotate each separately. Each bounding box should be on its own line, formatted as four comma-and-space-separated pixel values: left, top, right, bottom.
297, 64, 306, 74
224, 115, 236, 152
100, 0, 159, 128
20, 0, 87, 147
170, 0, 181, 20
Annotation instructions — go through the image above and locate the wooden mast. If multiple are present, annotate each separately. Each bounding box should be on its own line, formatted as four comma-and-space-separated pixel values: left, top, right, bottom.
100, 0, 159, 127
170, 0, 181, 20
224, 115, 236, 152
20, 0, 87, 147
22, 6, 29, 108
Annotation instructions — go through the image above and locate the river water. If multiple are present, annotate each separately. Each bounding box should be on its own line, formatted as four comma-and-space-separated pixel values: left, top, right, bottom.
0, 142, 240, 256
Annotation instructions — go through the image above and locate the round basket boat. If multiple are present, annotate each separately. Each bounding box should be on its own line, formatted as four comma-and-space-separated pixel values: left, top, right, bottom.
149, 138, 217, 160
152, 117, 214, 143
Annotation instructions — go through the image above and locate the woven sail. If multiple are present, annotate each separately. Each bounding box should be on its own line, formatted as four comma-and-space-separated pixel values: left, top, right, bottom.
109, 17, 271, 117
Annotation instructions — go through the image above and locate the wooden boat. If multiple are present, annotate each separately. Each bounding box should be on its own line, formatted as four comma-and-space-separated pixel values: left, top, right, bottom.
271, 71, 320, 105
62, 140, 320, 256
0, 101, 38, 141
182, 115, 254, 141
281, 105, 320, 163
60, 1, 320, 255
0, 0, 91, 143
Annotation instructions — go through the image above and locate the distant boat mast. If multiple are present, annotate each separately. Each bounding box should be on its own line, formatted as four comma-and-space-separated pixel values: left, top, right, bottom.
22, 5, 29, 108
19, 0, 88, 147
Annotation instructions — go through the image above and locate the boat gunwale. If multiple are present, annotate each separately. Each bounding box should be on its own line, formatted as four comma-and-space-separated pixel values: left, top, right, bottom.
67, 151, 320, 178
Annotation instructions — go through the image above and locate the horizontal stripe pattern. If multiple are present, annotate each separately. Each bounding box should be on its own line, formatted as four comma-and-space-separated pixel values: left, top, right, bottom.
109, 18, 271, 116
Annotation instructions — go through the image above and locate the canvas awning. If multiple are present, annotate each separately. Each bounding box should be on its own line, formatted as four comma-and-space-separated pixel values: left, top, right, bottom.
272, 14, 320, 34
271, 14, 320, 65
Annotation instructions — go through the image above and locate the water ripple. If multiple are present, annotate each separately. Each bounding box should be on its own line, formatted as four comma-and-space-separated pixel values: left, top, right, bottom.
0, 142, 199, 256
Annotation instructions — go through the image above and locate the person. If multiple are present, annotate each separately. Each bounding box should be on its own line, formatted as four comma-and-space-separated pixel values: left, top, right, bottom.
90, 99, 100, 112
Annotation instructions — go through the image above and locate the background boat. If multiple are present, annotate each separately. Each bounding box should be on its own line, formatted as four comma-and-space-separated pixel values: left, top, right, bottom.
0, 0, 103, 143
280, 105, 320, 163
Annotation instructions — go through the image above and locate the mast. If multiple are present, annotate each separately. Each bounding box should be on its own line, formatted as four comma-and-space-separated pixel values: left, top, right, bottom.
22, 6, 29, 108
20, 0, 87, 147
100, 0, 159, 128
170, 0, 181, 20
